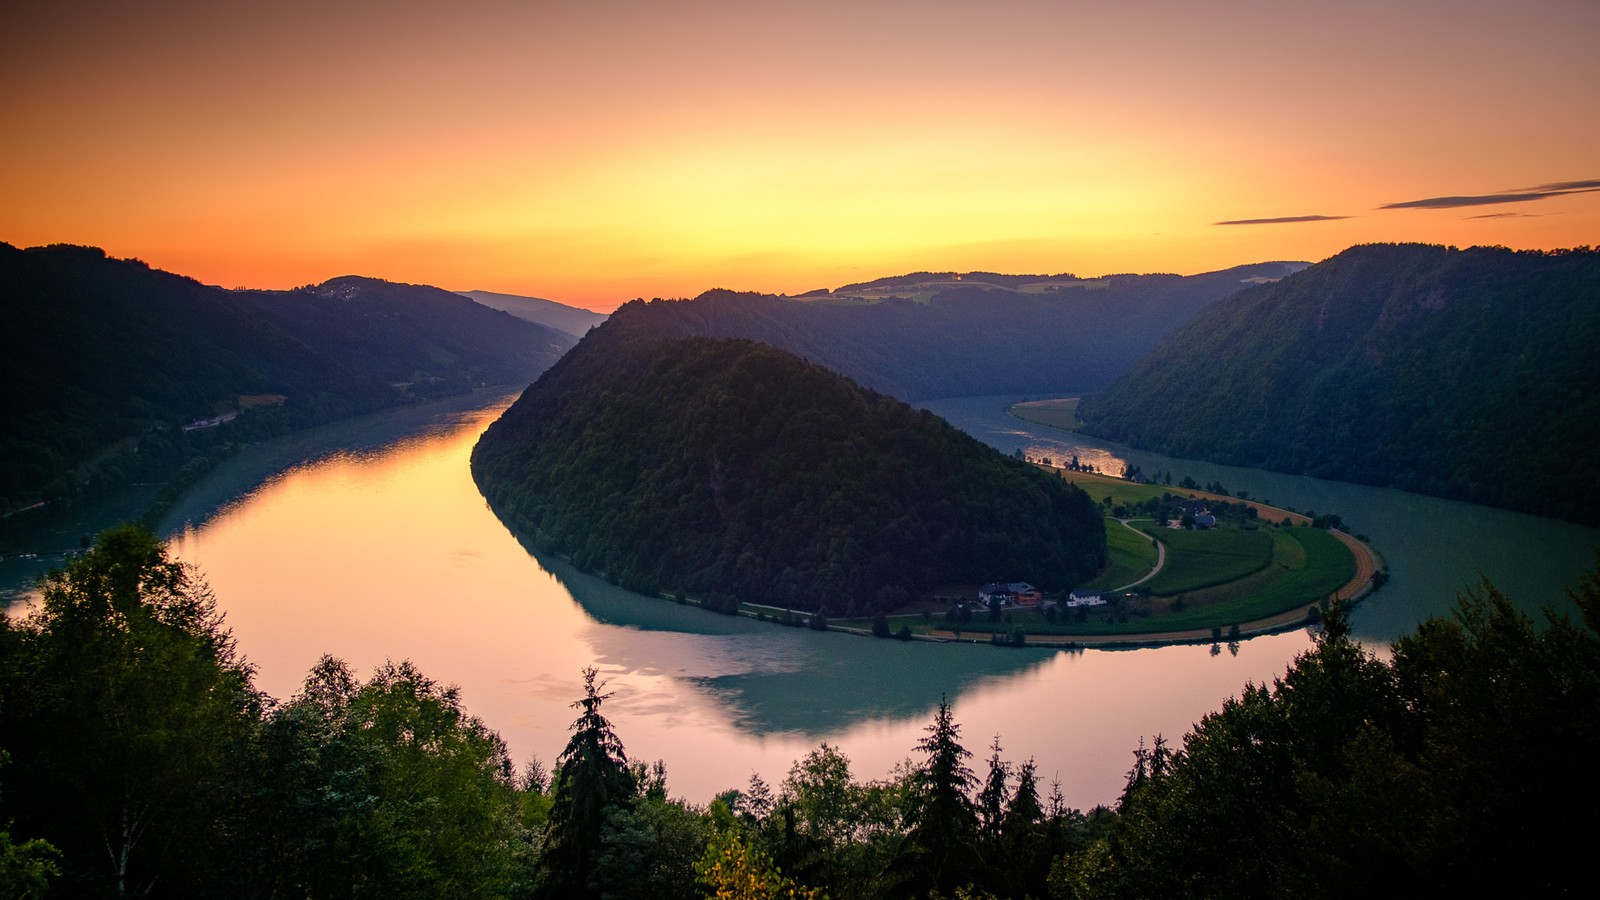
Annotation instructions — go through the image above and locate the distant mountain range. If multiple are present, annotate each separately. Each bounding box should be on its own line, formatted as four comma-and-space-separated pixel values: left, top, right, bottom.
1078, 244, 1600, 524
457, 289, 608, 339
239, 277, 573, 389
471, 319, 1106, 613
12, 238, 1596, 528
0, 244, 573, 512
584, 262, 1307, 400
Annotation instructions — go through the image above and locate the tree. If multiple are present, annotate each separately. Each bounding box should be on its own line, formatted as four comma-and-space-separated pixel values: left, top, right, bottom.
0, 756, 59, 900
253, 656, 521, 898
0, 525, 259, 896
872, 611, 892, 637
593, 785, 713, 900
697, 830, 824, 900
538, 668, 637, 900
1000, 757, 1048, 894
904, 699, 979, 894
976, 736, 1009, 842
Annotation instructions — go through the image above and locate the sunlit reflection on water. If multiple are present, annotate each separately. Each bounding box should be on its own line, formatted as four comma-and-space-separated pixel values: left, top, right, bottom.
158, 394, 1312, 806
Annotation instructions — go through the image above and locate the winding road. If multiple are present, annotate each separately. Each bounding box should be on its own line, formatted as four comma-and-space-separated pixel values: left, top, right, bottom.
1110, 518, 1166, 592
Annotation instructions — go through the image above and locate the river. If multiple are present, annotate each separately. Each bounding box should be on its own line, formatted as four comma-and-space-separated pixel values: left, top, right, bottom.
9, 391, 1598, 808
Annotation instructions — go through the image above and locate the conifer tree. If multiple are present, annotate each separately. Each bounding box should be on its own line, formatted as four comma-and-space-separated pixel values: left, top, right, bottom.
537, 668, 636, 900
904, 699, 978, 894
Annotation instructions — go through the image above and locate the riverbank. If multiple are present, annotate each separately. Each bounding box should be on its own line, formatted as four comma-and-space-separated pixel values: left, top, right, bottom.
573, 460, 1383, 650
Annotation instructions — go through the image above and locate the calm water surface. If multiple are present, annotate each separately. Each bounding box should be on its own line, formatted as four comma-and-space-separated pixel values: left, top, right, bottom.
929, 395, 1600, 638
149, 394, 1313, 808
21, 391, 1596, 808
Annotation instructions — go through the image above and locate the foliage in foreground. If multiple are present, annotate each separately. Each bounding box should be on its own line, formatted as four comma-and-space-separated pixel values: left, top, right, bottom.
3, 526, 1598, 898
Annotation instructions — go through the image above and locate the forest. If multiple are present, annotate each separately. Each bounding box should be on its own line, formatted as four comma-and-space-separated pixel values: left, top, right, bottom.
1077, 243, 1600, 524
470, 324, 1106, 615
3, 527, 1597, 898
0, 244, 572, 517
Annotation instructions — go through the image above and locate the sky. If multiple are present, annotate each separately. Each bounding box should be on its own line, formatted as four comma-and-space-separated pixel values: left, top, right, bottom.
2, 0, 1596, 310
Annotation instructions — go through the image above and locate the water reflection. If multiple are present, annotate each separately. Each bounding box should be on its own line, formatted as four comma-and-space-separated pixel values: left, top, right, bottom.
147, 391, 1311, 806
14, 389, 1598, 806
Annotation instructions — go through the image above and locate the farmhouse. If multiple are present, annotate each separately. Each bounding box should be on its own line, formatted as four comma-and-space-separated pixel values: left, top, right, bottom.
979, 581, 1042, 607
1065, 591, 1106, 608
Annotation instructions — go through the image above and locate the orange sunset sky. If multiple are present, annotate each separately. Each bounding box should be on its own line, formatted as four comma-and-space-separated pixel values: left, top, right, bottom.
3, 0, 1596, 310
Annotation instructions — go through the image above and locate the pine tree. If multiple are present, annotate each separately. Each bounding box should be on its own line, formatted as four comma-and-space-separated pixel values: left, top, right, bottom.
537, 668, 636, 900
904, 699, 979, 894
977, 735, 1010, 840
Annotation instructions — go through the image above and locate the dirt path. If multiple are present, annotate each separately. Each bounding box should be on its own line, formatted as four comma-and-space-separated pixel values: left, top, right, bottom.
1329, 528, 1379, 602
1110, 519, 1166, 591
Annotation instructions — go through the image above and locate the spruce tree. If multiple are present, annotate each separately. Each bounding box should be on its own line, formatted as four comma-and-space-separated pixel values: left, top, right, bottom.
537, 668, 636, 900
904, 699, 979, 894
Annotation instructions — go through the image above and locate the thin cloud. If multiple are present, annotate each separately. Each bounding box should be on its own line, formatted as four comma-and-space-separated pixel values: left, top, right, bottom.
1381, 179, 1600, 210
1213, 214, 1351, 226
1466, 212, 1538, 220
1523, 179, 1600, 192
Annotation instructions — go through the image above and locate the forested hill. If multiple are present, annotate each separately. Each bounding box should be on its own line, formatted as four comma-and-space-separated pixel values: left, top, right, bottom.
0, 244, 571, 513
237, 276, 574, 389
471, 326, 1107, 615
596, 261, 1306, 401
1077, 243, 1600, 524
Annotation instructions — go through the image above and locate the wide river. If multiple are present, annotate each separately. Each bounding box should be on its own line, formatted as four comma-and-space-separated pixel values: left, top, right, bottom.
12, 391, 1600, 808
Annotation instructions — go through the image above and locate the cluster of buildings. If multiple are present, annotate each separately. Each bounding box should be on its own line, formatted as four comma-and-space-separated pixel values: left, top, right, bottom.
977, 582, 1106, 610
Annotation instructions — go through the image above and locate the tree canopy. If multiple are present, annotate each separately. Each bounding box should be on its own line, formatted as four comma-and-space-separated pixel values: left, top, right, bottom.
1079, 243, 1600, 524
472, 331, 1106, 614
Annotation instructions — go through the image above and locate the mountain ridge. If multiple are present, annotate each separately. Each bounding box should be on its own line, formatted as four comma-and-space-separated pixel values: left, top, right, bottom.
591, 260, 1308, 401
0, 244, 571, 513
457, 289, 608, 338
1077, 243, 1600, 524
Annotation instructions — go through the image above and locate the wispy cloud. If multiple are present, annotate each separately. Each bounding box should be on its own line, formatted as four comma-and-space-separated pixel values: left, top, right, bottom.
1525, 179, 1600, 192
1212, 214, 1351, 226
1466, 211, 1538, 220
1381, 179, 1600, 210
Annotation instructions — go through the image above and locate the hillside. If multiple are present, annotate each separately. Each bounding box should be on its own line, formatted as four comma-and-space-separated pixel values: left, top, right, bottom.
458, 288, 608, 338
1077, 244, 1600, 524
471, 321, 1107, 615
592, 262, 1305, 401
239, 277, 574, 394
0, 244, 570, 512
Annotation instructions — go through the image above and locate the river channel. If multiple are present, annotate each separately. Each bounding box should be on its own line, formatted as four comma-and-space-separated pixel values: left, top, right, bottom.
9, 391, 1598, 807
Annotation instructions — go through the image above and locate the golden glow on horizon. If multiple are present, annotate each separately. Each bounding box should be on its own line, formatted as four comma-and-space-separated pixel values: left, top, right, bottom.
2, 1, 1596, 308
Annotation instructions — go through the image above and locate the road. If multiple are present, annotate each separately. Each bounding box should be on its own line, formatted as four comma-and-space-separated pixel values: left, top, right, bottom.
1110, 518, 1166, 592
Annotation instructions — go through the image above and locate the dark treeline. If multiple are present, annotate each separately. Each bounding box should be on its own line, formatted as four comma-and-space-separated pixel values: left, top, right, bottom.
588, 261, 1306, 402
1079, 243, 1600, 525
471, 330, 1105, 615
4, 527, 1599, 898
0, 244, 573, 517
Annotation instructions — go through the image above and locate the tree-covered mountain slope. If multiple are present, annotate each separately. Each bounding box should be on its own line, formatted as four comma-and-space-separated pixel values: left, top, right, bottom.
238, 276, 574, 392
0, 244, 570, 511
603, 262, 1306, 401
471, 319, 1107, 615
1077, 244, 1600, 523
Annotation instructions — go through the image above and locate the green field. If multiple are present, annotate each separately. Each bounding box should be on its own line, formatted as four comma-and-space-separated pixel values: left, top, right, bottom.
920, 524, 1358, 637
801, 463, 1367, 642
1081, 519, 1159, 591
1008, 398, 1082, 432
1134, 524, 1274, 596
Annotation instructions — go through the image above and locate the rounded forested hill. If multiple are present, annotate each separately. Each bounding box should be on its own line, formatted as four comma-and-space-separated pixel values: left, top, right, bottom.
471, 324, 1106, 615
1077, 243, 1600, 524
